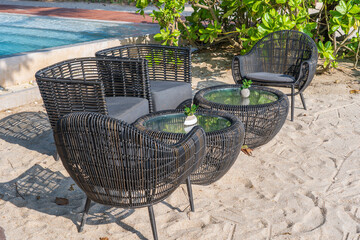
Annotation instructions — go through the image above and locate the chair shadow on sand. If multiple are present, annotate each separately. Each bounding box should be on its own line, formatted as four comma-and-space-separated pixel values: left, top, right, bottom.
0, 164, 150, 239
0, 164, 184, 239
0, 111, 54, 156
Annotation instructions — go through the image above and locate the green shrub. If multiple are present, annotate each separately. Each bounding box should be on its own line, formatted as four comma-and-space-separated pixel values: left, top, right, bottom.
137, 0, 360, 69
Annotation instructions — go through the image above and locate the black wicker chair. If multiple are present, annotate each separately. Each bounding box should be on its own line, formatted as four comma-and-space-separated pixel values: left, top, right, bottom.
232, 30, 318, 121
35, 57, 153, 160
96, 44, 193, 111
54, 112, 206, 240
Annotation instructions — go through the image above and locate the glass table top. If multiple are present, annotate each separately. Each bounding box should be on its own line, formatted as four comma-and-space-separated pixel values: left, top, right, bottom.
143, 113, 231, 134
203, 88, 278, 106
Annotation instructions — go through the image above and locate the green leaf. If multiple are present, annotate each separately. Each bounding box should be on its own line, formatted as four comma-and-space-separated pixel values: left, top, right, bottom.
244, 0, 255, 4
269, 9, 277, 17
330, 10, 344, 17
331, 16, 341, 25
348, 17, 356, 32
288, 0, 301, 7
258, 24, 270, 34
154, 33, 164, 41
336, 0, 347, 15
323, 59, 330, 67
302, 22, 317, 37
317, 41, 325, 51
331, 61, 339, 68
136, 0, 149, 9
324, 41, 332, 49
252, 1, 262, 13
276, 0, 286, 3
331, 25, 340, 32
325, 52, 335, 60
262, 13, 271, 28
223, 7, 237, 18
349, 5, 360, 14
191, 104, 198, 111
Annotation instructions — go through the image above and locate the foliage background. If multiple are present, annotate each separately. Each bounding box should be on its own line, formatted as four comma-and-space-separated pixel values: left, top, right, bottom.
136, 0, 360, 69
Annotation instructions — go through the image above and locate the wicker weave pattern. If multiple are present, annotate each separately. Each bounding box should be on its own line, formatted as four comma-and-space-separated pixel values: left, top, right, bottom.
35, 58, 153, 131
232, 30, 318, 91
54, 112, 206, 208
194, 85, 289, 148
96, 44, 192, 84
134, 109, 244, 185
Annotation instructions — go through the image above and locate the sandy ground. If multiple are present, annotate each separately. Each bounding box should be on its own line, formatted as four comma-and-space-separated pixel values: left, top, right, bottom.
0, 47, 360, 240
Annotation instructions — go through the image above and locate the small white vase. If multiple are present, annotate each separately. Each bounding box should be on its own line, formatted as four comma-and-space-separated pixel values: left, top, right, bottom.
241, 88, 250, 98
241, 98, 250, 105
184, 125, 195, 133
184, 115, 197, 126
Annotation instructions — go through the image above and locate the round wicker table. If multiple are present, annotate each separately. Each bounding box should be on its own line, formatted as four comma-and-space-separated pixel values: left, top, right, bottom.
134, 109, 245, 185
194, 85, 289, 148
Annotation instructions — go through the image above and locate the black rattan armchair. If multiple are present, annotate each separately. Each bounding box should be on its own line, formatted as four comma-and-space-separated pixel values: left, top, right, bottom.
96, 44, 193, 111
232, 30, 318, 121
36, 57, 152, 159
54, 112, 206, 240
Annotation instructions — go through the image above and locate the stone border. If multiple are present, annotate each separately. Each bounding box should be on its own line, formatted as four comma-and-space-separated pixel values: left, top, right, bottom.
0, 34, 156, 111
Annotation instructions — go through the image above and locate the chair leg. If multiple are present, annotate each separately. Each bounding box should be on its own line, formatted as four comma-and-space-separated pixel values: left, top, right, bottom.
291, 85, 295, 121
55, 151, 60, 161
148, 206, 158, 240
300, 92, 307, 110
186, 177, 195, 212
78, 197, 92, 233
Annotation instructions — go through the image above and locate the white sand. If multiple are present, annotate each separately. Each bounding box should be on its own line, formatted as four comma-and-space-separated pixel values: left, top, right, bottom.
0, 50, 360, 239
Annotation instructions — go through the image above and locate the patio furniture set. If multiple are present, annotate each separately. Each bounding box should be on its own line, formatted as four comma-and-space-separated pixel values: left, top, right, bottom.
35, 30, 318, 239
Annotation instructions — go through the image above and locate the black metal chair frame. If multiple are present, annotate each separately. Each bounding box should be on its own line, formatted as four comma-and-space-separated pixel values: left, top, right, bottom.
95, 44, 193, 108
54, 112, 206, 240
232, 30, 318, 121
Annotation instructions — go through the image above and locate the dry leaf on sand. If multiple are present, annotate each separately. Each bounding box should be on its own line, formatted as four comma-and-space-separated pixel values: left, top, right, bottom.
68, 184, 75, 191
349, 90, 360, 94
241, 145, 253, 156
55, 197, 69, 205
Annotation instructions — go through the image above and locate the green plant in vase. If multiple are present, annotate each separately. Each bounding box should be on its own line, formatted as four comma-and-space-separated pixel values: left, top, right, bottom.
184, 104, 198, 126
240, 79, 252, 105
241, 79, 252, 98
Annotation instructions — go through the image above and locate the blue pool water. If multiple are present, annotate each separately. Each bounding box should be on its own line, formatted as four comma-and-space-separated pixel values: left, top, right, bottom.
0, 13, 159, 57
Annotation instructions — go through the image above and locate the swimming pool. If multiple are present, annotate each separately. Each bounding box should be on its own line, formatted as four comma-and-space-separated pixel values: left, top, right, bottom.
0, 13, 159, 57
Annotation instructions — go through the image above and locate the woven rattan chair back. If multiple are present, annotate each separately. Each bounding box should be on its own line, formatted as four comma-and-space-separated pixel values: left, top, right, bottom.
35, 58, 152, 131
96, 57, 152, 100
55, 111, 205, 207
36, 59, 107, 130
54, 112, 206, 239
233, 30, 318, 91
232, 30, 318, 121
96, 44, 192, 84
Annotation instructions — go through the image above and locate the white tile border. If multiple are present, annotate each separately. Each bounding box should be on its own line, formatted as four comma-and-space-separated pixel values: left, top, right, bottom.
0, 34, 156, 110
0, 34, 155, 88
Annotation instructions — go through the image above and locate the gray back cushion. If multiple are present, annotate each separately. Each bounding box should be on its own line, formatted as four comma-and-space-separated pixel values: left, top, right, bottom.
150, 80, 192, 111
106, 97, 149, 123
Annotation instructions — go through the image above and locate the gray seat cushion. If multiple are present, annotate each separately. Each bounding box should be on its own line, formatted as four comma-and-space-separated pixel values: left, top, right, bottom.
150, 80, 192, 111
245, 72, 295, 83
106, 97, 149, 123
